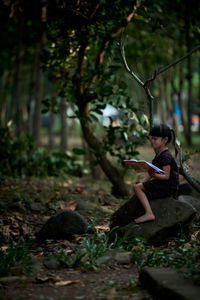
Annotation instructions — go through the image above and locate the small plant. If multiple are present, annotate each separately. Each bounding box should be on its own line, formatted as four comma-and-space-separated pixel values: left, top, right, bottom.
129, 237, 200, 286
0, 239, 32, 277
0, 126, 86, 178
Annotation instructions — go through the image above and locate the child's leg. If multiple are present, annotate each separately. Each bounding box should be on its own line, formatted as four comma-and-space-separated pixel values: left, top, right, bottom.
133, 183, 155, 223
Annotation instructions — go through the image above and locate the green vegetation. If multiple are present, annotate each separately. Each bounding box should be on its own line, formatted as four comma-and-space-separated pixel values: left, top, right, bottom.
0, 126, 86, 178
0, 239, 32, 277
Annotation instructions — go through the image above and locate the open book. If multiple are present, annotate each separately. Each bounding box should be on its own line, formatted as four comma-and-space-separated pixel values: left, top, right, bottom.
123, 159, 165, 174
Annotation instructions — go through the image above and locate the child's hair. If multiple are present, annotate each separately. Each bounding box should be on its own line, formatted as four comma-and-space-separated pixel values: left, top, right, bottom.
149, 124, 172, 144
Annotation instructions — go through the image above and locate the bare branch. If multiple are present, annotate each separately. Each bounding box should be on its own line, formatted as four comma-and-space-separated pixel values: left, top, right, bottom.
120, 31, 154, 101
156, 45, 200, 77
120, 33, 144, 87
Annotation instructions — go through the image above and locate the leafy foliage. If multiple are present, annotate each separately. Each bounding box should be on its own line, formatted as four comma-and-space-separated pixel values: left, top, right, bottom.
0, 126, 85, 177
125, 237, 200, 286
0, 239, 32, 277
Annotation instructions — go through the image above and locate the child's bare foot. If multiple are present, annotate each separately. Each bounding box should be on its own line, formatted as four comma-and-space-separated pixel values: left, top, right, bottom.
134, 213, 155, 224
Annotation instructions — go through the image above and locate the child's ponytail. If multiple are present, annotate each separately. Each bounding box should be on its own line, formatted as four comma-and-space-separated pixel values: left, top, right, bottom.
170, 128, 179, 158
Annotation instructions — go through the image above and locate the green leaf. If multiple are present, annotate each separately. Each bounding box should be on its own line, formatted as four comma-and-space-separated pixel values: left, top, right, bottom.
72, 148, 87, 155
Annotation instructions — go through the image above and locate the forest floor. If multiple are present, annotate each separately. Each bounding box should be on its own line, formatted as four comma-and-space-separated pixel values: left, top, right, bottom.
0, 147, 200, 300
0, 175, 152, 300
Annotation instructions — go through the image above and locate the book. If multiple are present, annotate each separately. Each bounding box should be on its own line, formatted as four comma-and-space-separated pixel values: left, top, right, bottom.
123, 159, 165, 174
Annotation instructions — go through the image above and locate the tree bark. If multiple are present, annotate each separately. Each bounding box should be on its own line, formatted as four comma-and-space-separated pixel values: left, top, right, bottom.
32, 42, 43, 145
13, 48, 25, 135
79, 103, 130, 197
32, 0, 46, 145
60, 98, 68, 152
185, 1, 192, 145
0, 70, 12, 126
48, 111, 54, 149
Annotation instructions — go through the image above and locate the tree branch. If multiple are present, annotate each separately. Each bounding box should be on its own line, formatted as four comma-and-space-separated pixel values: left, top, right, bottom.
155, 45, 200, 77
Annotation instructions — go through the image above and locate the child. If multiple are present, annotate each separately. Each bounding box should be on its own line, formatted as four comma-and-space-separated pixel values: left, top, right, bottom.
133, 124, 179, 224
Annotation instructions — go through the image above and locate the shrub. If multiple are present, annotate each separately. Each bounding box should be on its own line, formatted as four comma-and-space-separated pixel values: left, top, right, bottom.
0, 126, 84, 177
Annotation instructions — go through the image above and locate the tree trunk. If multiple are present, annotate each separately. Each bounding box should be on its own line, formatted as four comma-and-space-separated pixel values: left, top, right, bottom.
164, 77, 178, 134
12, 48, 25, 135
198, 56, 200, 133
48, 111, 54, 149
158, 78, 167, 124
171, 65, 189, 142
27, 49, 39, 134
60, 98, 68, 152
32, 0, 46, 145
185, 1, 192, 145
32, 42, 43, 145
79, 103, 130, 197
0, 71, 12, 126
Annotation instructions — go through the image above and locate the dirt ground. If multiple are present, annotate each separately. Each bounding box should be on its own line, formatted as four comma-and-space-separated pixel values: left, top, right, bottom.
1, 264, 151, 300
0, 174, 153, 300
0, 147, 199, 300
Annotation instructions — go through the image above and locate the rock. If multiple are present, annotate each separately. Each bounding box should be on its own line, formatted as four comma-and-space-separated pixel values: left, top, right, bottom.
109, 195, 196, 245
114, 251, 133, 264
177, 183, 193, 196
0, 276, 27, 286
76, 200, 113, 216
139, 267, 200, 300
43, 257, 60, 269
95, 249, 133, 266
30, 202, 44, 213
178, 195, 200, 214
35, 209, 89, 241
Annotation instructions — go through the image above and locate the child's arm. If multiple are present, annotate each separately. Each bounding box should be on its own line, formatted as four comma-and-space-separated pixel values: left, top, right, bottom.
148, 165, 171, 180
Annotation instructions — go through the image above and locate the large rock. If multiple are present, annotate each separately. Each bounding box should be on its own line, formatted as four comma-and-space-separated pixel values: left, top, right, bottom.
140, 267, 200, 300
178, 195, 200, 214
109, 195, 196, 245
35, 209, 89, 241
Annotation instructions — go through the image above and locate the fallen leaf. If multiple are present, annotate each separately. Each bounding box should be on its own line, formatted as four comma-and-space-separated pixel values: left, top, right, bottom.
35, 276, 53, 283
55, 280, 79, 286
1, 246, 8, 252
94, 225, 110, 232
60, 201, 77, 211
11, 222, 20, 229
15, 216, 23, 221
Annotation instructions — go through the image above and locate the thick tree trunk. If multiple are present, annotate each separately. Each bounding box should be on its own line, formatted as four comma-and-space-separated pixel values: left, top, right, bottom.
79, 103, 130, 197
12, 48, 25, 135
27, 49, 39, 134
0, 71, 12, 126
32, 0, 46, 145
48, 111, 54, 149
32, 43, 43, 145
60, 98, 68, 152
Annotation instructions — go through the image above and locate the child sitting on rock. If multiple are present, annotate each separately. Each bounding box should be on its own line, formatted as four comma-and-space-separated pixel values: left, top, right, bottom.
133, 124, 179, 224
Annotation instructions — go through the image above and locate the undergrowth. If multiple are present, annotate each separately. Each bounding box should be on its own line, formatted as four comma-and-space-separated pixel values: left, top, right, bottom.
0, 238, 33, 277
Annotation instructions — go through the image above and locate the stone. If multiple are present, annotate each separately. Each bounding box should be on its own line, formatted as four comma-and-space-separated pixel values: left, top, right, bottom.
95, 249, 133, 266
177, 183, 193, 196
43, 257, 60, 269
0, 276, 27, 286
35, 209, 89, 241
109, 195, 196, 245
178, 195, 200, 214
140, 267, 200, 300
30, 202, 43, 212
